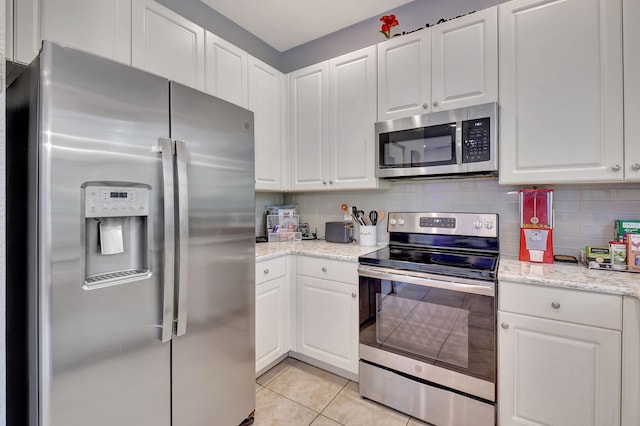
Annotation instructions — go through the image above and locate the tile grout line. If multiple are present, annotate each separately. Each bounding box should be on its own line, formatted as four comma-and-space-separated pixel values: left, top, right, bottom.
316, 379, 350, 426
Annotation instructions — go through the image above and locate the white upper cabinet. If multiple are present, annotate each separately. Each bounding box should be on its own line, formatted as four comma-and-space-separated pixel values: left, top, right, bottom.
289, 62, 329, 190
377, 30, 431, 121
205, 32, 248, 108
132, 0, 205, 91
249, 56, 286, 191
431, 7, 497, 112
13, 0, 132, 65
290, 46, 381, 191
624, 0, 640, 181
328, 46, 379, 190
498, 0, 624, 184
377, 7, 498, 121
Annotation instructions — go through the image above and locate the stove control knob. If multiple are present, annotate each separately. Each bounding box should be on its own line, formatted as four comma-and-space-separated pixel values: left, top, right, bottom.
398, 219, 405, 226
390, 218, 397, 226
485, 220, 495, 230
473, 220, 483, 229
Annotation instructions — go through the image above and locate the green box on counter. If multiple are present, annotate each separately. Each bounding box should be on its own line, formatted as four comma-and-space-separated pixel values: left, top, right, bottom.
615, 220, 640, 242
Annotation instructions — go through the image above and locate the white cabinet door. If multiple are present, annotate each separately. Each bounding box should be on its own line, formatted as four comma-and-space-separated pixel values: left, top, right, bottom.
624, 0, 640, 181
255, 275, 288, 373
14, 0, 132, 65
250, 56, 285, 191
289, 62, 329, 190
498, 311, 621, 426
205, 32, 247, 108
377, 30, 431, 121
498, 0, 624, 184
297, 275, 358, 374
431, 7, 497, 112
328, 46, 378, 190
132, 0, 205, 91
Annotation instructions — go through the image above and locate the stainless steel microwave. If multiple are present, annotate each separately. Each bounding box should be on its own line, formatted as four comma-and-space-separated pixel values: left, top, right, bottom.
375, 103, 498, 179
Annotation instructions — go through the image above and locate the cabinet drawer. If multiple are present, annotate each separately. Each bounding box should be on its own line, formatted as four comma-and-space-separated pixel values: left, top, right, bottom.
296, 256, 357, 284
499, 281, 622, 330
256, 256, 286, 285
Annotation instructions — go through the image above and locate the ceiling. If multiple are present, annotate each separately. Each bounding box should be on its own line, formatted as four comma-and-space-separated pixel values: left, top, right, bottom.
199, 0, 415, 52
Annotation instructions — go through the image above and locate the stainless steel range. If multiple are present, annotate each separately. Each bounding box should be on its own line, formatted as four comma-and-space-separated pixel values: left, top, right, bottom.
358, 212, 499, 426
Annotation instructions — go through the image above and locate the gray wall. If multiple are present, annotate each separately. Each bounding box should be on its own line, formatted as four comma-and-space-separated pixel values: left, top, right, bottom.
278, 180, 640, 259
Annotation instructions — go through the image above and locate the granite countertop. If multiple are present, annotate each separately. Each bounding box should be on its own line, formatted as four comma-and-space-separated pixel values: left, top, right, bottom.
256, 240, 384, 262
499, 257, 640, 299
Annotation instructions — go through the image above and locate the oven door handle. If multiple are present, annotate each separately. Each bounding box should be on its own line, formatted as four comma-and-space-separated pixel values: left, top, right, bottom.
358, 265, 494, 297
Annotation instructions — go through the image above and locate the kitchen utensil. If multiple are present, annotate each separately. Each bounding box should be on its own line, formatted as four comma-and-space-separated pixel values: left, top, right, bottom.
369, 210, 378, 226
355, 210, 366, 226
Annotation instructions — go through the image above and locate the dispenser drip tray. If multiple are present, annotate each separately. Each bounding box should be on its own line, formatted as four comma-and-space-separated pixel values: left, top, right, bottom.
84, 268, 150, 288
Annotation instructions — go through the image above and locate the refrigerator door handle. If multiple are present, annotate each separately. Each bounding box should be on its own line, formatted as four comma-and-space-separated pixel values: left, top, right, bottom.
160, 137, 176, 343
174, 140, 189, 336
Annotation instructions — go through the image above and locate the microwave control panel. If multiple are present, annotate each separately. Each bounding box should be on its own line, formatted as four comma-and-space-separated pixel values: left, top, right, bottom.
462, 117, 490, 163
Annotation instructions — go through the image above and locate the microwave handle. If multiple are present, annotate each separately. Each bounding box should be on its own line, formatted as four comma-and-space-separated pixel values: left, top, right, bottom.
456, 121, 463, 165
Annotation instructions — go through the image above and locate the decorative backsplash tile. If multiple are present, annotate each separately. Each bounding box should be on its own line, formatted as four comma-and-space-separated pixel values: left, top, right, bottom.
254, 178, 640, 258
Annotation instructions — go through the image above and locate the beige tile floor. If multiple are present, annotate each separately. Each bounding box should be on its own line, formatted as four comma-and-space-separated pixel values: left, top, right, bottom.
254, 358, 431, 426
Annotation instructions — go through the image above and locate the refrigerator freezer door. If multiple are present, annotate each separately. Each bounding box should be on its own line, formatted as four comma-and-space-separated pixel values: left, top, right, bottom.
38, 42, 172, 425
170, 82, 256, 425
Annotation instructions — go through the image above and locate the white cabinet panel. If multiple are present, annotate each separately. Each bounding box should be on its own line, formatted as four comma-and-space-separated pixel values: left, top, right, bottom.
377, 30, 431, 121
624, 0, 640, 181
7, 0, 14, 61
14, 0, 132, 65
250, 56, 285, 191
498, 311, 621, 426
296, 275, 358, 374
498, 0, 624, 184
255, 275, 288, 373
132, 0, 205, 90
289, 62, 329, 190
329, 46, 378, 189
205, 32, 247, 108
431, 7, 497, 112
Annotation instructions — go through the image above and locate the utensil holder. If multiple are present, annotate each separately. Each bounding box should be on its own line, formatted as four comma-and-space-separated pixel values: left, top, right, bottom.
359, 225, 377, 246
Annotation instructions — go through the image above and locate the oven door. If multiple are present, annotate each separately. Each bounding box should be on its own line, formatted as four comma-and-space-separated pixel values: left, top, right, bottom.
358, 265, 495, 402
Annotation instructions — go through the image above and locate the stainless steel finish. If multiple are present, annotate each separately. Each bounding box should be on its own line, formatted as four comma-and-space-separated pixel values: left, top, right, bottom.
455, 120, 463, 164
387, 212, 499, 239
174, 140, 189, 337
360, 344, 495, 402
359, 361, 495, 426
161, 137, 176, 343
26, 41, 172, 425
551, 301, 561, 309
632, 163, 640, 171
375, 102, 497, 178
358, 265, 495, 297
169, 82, 255, 426
433, 100, 439, 107
501, 322, 509, 329
612, 164, 622, 172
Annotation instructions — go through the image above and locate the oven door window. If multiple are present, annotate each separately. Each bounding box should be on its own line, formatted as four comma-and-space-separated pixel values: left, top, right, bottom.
379, 124, 457, 168
360, 277, 495, 382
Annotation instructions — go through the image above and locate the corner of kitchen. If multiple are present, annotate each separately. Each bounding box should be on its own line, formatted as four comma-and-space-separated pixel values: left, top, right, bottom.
2, 0, 640, 425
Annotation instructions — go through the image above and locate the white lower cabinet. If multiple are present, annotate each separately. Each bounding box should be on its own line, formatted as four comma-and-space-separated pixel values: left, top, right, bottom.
498, 282, 622, 426
295, 257, 359, 375
255, 257, 289, 374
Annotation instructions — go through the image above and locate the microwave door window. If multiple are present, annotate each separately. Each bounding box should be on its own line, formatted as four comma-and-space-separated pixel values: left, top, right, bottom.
380, 124, 456, 168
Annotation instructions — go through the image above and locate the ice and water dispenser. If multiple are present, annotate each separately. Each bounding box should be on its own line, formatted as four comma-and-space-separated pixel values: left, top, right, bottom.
83, 184, 151, 288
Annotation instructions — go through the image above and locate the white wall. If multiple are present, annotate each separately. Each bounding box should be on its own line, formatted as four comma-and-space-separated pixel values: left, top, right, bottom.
283, 179, 640, 259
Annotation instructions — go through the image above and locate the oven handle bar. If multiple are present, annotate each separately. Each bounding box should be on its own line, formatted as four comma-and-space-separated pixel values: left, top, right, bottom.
358, 265, 494, 297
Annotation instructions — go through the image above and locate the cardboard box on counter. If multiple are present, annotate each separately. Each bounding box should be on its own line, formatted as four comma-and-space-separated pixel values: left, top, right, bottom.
615, 219, 640, 242
585, 246, 611, 268
627, 234, 640, 271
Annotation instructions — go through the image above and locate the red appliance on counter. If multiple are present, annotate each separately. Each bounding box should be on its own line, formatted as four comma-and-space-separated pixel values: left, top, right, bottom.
519, 189, 554, 263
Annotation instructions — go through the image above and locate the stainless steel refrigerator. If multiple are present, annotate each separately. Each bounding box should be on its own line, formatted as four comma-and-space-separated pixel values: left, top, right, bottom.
7, 41, 256, 426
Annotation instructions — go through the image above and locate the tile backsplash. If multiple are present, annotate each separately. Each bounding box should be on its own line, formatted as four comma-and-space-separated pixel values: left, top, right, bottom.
254, 178, 640, 258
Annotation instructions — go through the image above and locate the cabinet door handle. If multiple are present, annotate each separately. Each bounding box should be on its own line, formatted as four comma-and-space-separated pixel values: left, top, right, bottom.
422, 102, 429, 109
612, 164, 621, 172
321, 267, 327, 272
322, 181, 327, 185
632, 163, 640, 171
551, 301, 561, 309
329, 180, 334, 184
432, 100, 439, 107
351, 292, 357, 298
501, 322, 509, 330
263, 269, 269, 274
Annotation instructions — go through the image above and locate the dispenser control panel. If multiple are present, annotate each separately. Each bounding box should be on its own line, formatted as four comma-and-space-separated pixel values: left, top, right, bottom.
85, 185, 150, 218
